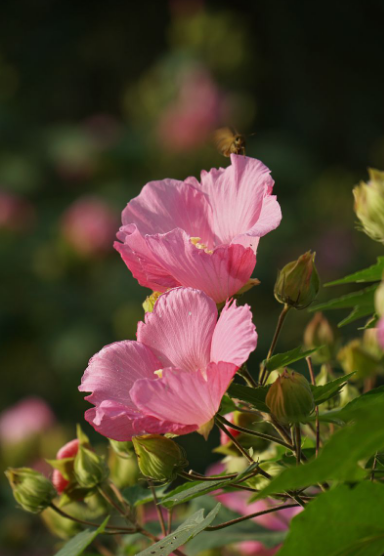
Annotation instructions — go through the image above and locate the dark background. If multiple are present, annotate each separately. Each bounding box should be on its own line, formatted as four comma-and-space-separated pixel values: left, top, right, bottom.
1, 0, 383, 552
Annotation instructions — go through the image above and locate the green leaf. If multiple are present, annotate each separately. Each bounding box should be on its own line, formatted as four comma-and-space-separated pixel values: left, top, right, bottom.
219, 394, 237, 415
135, 504, 221, 556
325, 257, 384, 286
317, 385, 384, 424
160, 479, 230, 508
255, 394, 384, 497
227, 383, 270, 412
310, 372, 356, 406
263, 346, 318, 372
309, 285, 377, 327
278, 482, 384, 556
122, 485, 166, 507
54, 517, 109, 556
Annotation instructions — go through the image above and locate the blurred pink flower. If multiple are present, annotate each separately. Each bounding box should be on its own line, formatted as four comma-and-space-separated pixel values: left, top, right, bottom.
79, 287, 257, 440
216, 490, 301, 555
0, 397, 55, 445
61, 196, 117, 257
115, 154, 281, 304
0, 190, 35, 232
83, 113, 122, 150
157, 67, 223, 152
52, 439, 80, 493
377, 317, 384, 350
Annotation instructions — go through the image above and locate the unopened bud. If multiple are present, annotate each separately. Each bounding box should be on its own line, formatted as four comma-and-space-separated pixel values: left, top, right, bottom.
143, 291, 162, 313
74, 445, 108, 488
132, 435, 188, 482
303, 312, 336, 363
353, 169, 384, 243
265, 369, 315, 424
337, 339, 381, 379
274, 251, 320, 310
5, 467, 56, 514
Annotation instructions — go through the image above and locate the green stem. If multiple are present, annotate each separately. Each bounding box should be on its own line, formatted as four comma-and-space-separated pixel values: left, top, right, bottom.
215, 417, 306, 508
371, 452, 378, 482
260, 305, 291, 385
180, 470, 239, 481
295, 424, 301, 466
215, 417, 254, 464
167, 508, 173, 535
50, 503, 136, 533
218, 414, 294, 451
239, 364, 259, 388
149, 480, 166, 537
205, 503, 299, 531
306, 356, 320, 457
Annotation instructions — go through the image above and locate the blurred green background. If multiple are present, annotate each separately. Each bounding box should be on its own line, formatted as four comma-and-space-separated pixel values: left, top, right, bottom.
1, 0, 384, 553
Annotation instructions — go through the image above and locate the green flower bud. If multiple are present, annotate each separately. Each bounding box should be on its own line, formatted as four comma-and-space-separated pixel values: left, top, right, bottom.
353, 168, 384, 243
337, 339, 382, 379
274, 251, 320, 310
375, 280, 384, 317
108, 450, 139, 489
74, 445, 108, 488
265, 369, 315, 424
132, 435, 188, 482
303, 312, 337, 363
5, 467, 56, 514
143, 291, 162, 313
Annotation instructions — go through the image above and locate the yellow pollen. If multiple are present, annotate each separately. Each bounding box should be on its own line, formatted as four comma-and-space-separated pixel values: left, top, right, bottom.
154, 369, 163, 378
190, 237, 213, 254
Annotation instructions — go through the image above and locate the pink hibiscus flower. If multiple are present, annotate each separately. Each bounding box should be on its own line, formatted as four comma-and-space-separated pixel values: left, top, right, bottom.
114, 155, 281, 304
79, 287, 257, 440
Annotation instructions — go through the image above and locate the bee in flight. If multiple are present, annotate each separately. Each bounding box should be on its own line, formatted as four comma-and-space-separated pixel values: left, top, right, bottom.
213, 127, 246, 157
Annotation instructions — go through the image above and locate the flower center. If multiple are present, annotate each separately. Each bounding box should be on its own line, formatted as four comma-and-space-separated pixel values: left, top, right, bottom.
154, 369, 163, 379
190, 237, 213, 254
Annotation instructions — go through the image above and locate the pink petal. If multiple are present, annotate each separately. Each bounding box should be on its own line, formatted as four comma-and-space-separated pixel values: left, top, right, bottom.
121, 179, 214, 247
145, 228, 256, 304
114, 225, 179, 292
84, 403, 195, 441
56, 439, 80, 460
79, 341, 162, 408
52, 439, 80, 494
131, 362, 238, 429
231, 195, 282, 253
137, 288, 217, 372
210, 299, 257, 367
199, 154, 280, 246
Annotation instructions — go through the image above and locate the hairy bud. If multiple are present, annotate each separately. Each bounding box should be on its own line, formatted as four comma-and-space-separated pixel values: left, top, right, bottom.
132, 435, 188, 482
274, 251, 320, 310
5, 467, 56, 514
265, 369, 315, 424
